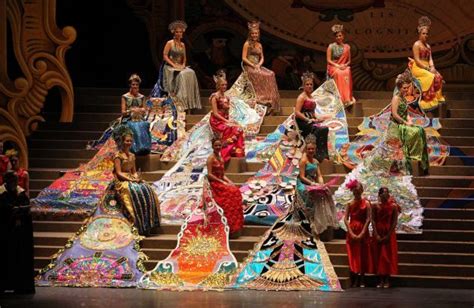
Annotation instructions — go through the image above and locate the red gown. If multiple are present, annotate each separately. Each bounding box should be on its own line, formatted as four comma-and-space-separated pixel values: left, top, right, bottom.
346, 198, 373, 274
209, 93, 245, 162
372, 199, 398, 275
15, 168, 28, 191
0, 155, 9, 184
209, 158, 244, 234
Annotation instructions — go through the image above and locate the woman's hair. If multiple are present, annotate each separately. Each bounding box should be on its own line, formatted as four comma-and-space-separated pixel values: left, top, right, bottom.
395, 70, 412, 89
211, 137, 222, 145
168, 20, 188, 33
378, 186, 389, 196
346, 179, 362, 191
417, 16, 431, 34
331, 24, 344, 35
304, 134, 317, 147
113, 125, 134, 149
213, 70, 227, 90
300, 71, 315, 87
247, 20, 260, 41
128, 74, 141, 85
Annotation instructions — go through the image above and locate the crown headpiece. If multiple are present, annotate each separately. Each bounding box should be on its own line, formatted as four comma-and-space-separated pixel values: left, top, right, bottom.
417, 16, 431, 32
248, 21, 260, 31
331, 24, 344, 34
301, 71, 315, 83
168, 20, 188, 32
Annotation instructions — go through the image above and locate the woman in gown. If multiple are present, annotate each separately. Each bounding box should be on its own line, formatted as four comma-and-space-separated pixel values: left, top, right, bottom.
296, 135, 338, 237
372, 187, 399, 288
5, 149, 29, 197
242, 21, 280, 114
209, 71, 245, 162
344, 180, 372, 288
390, 71, 429, 173
162, 20, 201, 111
207, 138, 244, 237
113, 126, 160, 236
326, 24, 355, 107
409, 16, 445, 111
295, 72, 330, 161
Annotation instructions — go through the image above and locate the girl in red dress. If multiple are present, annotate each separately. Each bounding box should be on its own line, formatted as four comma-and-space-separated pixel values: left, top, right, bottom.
5, 149, 29, 197
207, 138, 244, 237
372, 187, 399, 288
0, 141, 11, 185
209, 71, 245, 162
344, 179, 372, 287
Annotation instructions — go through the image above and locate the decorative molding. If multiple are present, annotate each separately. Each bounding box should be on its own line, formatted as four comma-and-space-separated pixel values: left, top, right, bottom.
0, 0, 76, 168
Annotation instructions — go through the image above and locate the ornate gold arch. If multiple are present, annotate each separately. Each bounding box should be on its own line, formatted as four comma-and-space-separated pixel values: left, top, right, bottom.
0, 0, 76, 168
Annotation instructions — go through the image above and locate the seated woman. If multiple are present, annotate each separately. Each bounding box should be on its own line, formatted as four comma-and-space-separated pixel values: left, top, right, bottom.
295, 72, 330, 161
207, 138, 244, 237
89, 74, 151, 155
113, 126, 160, 236
162, 20, 201, 111
390, 71, 429, 173
242, 21, 280, 114
210, 71, 245, 162
5, 149, 29, 197
122, 74, 152, 155
409, 16, 445, 111
296, 135, 338, 238
327, 24, 355, 107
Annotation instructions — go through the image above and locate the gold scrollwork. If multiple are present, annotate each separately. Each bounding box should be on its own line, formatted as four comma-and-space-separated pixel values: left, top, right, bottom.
0, 0, 76, 168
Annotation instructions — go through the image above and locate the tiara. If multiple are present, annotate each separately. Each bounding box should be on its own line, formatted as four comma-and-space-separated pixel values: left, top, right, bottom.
248, 21, 260, 31
395, 70, 412, 85
168, 20, 188, 32
301, 71, 315, 83
331, 24, 344, 33
417, 16, 431, 32
213, 70, 227, 84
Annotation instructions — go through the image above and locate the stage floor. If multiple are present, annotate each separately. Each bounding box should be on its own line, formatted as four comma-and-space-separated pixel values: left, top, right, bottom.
1, 287, 473, 307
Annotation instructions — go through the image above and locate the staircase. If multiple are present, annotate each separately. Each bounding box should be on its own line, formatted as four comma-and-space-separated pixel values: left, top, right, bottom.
30, 87, 474, 289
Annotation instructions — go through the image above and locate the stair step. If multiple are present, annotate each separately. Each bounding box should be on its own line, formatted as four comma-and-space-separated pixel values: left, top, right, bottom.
423, 218, 474, 230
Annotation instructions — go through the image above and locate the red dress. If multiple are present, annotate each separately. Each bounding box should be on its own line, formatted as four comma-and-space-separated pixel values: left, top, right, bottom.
346, 198, 373, 274
209, 93, 245, 162
0, 155, 9, 184
15, 168, 28, 191
372, 199, 398, 275
209, 158, 244, 234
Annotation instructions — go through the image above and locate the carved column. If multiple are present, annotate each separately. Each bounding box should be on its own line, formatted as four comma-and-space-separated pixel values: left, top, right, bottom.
0, 0, 76, 168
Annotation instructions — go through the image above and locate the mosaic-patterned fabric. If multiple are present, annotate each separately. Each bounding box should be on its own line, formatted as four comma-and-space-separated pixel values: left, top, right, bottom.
340, 104, 449, 168
139, 180, 237, 290
36, 189, 145, 287
31, 139, 117, 217
232, 201, 341, 291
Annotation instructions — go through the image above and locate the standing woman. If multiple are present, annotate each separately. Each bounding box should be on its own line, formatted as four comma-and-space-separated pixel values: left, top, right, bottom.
326, 24, 355, 107
121, 74, 152, 155
5, 149, 29, 197
242, 21, 280, 114
372, 187, 399, 288
162, 20, 201, 111
344, 180, 372, 288
209, 71, 245, 162
207, 138, 244, 237
296, 135, 338, 237
0, 141, 11, 184
295, 72, 330, 162
112, 126, 160, 236
409, 16, 445, 111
